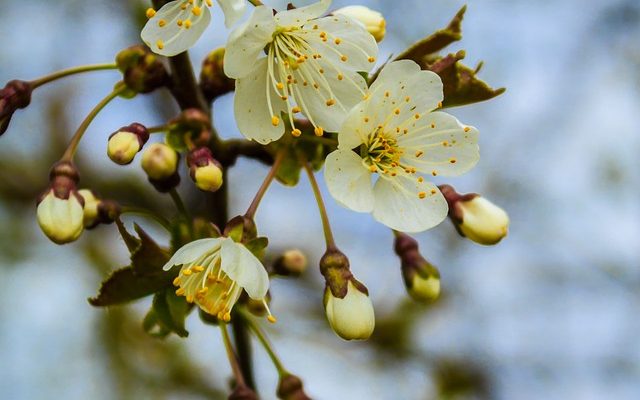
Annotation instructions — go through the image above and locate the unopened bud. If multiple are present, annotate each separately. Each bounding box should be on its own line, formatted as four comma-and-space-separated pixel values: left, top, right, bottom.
394, 233, 441, 302
36, 161, 84, 244
273, 249, 307, 276
334, 6, 386, 42
228, 385, 258, 400
78, 189, 100, 229
142, 143, 179, 180
0, 80, 33, 136
187, 147, 223, 192
116, 45, 169, 94
200, 48, 235, 101
324, 279, 375, 341
277, 374, 312, 400
440, 185, 509, 245
107, 123, 149, 165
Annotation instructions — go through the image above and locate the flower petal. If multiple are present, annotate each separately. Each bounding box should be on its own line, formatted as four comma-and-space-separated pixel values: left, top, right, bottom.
141, 1, 212, 57
324, 150, 374, 213
224, 5, 276, 78
302, 14, 378, 72
274, 0, 331, 27
397, 111, 479, 177
217, 0, 246, 28
337, 100, 371, 150
372, 176, 447, 232
220, 238, 270, 299
163, 238, 222, 270
234, 57, 287, 143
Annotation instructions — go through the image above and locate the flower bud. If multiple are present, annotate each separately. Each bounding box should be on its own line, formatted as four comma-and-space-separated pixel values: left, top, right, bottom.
0, 80, 32, 136
116, 45, 168, 94
78, 189, 100, 229
142, 143, 178, 179
440, 185, 510, 245
334, 6, 386, 42
200, 48, 235, 101
273, 249, 307, 277
36, 161, 84, 244
277, 374, 312, 400
394, 233, 441, 302
107, 123, 149, 165
324, 280, 375, 341
228, 385, 258, 400
187, 147, 223, 192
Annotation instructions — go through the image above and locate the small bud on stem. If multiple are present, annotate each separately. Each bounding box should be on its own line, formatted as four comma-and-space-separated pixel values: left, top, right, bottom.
273, 249, 307, 277
115, 45, 169, 94
334, 6, 386, 42
141, 143, 180, 192
277, 374, 312, 400
200, 48, 235, 101
187, 147, 223, 192
228, 384, 258, 400
394, 232, 441, 302
0, 80, 32, 136
107, 123, 149, 165
439, 185, 510, 245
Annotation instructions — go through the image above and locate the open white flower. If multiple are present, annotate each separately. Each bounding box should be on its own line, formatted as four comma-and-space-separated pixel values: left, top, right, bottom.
224, 0, 378, 144
164, 237, 274, 322
142, 0, 246, 57
324, 60, 480, 233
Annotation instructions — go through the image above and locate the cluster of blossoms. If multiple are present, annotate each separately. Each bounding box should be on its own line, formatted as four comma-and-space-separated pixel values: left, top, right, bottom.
2, 0, 509, 397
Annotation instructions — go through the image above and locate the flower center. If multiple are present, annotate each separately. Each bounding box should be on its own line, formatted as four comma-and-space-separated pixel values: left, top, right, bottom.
361, 127, 410, 176
173, 256, 241, 322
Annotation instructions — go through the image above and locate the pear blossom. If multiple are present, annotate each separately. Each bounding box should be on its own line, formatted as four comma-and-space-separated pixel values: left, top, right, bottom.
224, 0, 378, 144
142, 0, 246, 57
324, 60, 480, 233
164, 237, 274, 322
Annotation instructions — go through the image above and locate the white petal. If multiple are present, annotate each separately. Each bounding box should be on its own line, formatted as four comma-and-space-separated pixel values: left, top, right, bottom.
274, 0, 331, 27
141, 1, 212, 57
324, 150, 374, 213
397, 111, 479, 177
162, 238, 222, 270
217, 0, 246, 28
224, 5, 276, 78
337, 100, 371, 150
234, 57, 287, 143
372, 176, 447, 233
302, 14, 378, 72
220, 238, 270, 299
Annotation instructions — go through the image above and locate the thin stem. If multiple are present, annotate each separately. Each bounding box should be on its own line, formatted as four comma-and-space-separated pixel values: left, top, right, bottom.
244, 150, 286, 219
232, 318, 256, 390
61, 85, 125, 162
248, 0, 263, 6
301, 158, 336, 249
169, 188, 191, 221
30, 63, 118, 88
220, 324, 247, 387
242, 311, 288, 377
120, 207, 172, 231
147, 125, 170, 134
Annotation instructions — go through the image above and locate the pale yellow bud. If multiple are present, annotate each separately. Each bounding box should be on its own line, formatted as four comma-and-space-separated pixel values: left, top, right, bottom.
325, 281, 375, 340
36, 190, 84, 244
409, 274, 440, 302
193, 163, 223, 192
141, 143, 178, 180
279, 249, 307, 276
458, 197, 509, 245
77, 189, 100, 228
107, 131, 140, 165
335, 6, 386, 42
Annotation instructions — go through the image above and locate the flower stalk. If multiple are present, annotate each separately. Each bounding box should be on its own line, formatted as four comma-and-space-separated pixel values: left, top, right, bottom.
244, 150, 286, 219
30, 63, 118, 89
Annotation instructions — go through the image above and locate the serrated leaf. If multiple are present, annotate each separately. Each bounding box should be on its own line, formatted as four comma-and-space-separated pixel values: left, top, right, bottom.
115, 219, 140, 253
132, 223, 170, 274
427, 52, 506, 108
396, 6, 466, 63
88, 266, 177, 307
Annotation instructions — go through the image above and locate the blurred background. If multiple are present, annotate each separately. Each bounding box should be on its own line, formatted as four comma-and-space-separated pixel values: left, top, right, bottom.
1, 0, 639, 399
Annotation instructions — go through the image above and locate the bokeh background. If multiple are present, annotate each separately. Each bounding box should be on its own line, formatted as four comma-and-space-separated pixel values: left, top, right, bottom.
1, 0, 639, 399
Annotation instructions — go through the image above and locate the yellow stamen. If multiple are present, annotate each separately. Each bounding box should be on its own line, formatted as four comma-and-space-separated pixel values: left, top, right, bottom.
145, 8, 156, 18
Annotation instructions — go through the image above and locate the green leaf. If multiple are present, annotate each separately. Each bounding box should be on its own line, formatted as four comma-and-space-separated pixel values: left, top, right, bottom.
396, 5, 466, 63
88, 266, 177, 307
132, 223, 170, 274
115, 219, 140, 253
275, 149, 302, 186
427, 52, 506, 108
272, 136, 335, 187
151, 290, 190, 337
142, 308, 171, 338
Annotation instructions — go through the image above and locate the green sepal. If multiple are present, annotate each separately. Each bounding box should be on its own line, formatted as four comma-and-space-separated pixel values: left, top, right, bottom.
165, 127, 187, 151
270, 134, 335, 187
244, 237, 269, 258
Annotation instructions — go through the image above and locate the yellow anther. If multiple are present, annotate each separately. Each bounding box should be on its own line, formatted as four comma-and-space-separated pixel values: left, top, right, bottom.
291, 128, 302, 137
337, 73, 344, 81
271, 116, 280, 126
431, 170, 438, 176
418, 192, 427, 199
340, 55, 348, 62
414, 113, 421, 119
146, 8, 156, 18
292, 106, 301, 113
313, 83, 319, 89
384, 91, 390, 97
206, 0, 213, 5
184, 19, 192, 29
175, 288, 186, 296
197, 287, 209, 295
173, 277, 181, 286
182, 268, 193, 276
267, 315, 277, 323
223, 312, 231, 322
177, 19, 183, 26
417, 176, 424, 183
157, 40, 164, 50
364, 117, 369, 122
369, 165, 377, 172
437, 101, 443, 108
186, 295, 194, 303
405, 96, 411, 102
368, 56, 376, 63
158, 19, 166, 27
326, 99, 335, 106
464, 126, 471, 132
415, 151, 424, 157
394, 108, 400, 115
318, 68, 324, 74
313, 24, 319, 30
431, 189, 437, 195
449, 158, 457, 164
193, 266, 205, 272
281, 96, 288, 101
319, 31, 327, 38
431, 123, 436, 128
314, 127, 324, 136
276, 82, 284, 90
192, 5, 202, 15
335, 38, 342, 45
